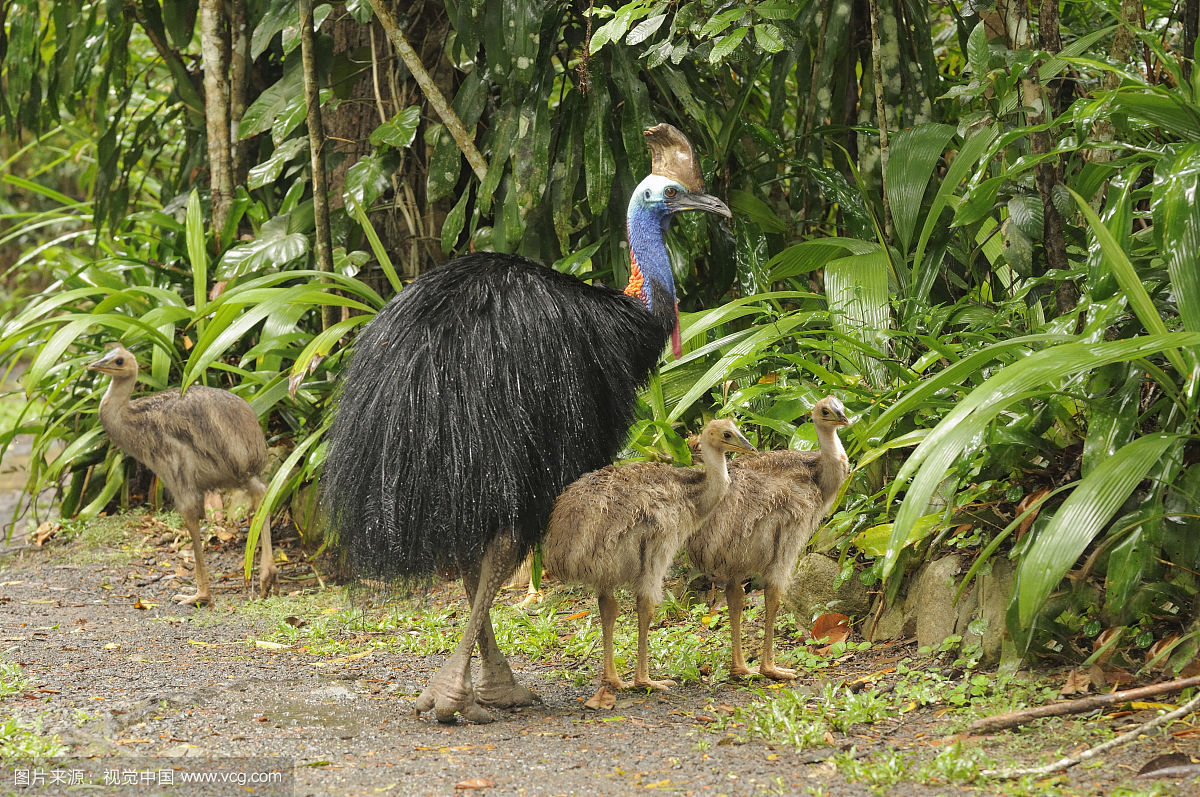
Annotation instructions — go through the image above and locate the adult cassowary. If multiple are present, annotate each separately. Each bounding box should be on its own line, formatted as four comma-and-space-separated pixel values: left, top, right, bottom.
322, 124, 730, 723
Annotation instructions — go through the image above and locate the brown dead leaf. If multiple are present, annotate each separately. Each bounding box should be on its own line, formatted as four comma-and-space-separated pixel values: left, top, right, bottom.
283, 616, 308, 628
1014, 488, 1050, 540
33, 521, 61, 547
454, 779, 496, 791
1145, 634, 1180, 669
1092, 626, 1123, 667
1088, 664, 1135, 690
133, 598, 147, 610
1059, 667, 1091, 696
214, 528, 236, 543
812, 613, 851, 647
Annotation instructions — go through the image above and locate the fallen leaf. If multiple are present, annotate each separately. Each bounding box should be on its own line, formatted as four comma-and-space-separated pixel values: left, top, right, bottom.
33, 521, 61, 547
283, 616, 308, 628
253, 640, 289, 650
811, 613, 851, 646
1014, 487, 1050, 539
1059, 667, 1090, 696
1145, 634, 1180, 669
1137, 752, 1194, 777
214, 528, 236, 542
454, 779, 496, 790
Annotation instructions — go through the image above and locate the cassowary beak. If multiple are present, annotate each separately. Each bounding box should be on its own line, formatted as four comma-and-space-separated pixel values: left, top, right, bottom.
729, 427, 757, 454
88, 349, 126, 374
666, 191, 732, 218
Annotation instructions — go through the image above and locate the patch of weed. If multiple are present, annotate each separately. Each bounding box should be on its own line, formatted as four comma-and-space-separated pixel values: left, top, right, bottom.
0, 716, 65, 765
0, 658, 29, 698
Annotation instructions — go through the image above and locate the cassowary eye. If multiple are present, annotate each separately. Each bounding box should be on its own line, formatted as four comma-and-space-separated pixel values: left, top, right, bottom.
664, 186, 677, 198
644, 189, 652, 200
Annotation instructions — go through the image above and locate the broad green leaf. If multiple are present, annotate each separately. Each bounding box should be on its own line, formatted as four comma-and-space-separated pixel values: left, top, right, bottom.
885, 123, 956, 253
1071, 187, 1187, 375
238, 68, 303, 140
710, 27, 748, 62
730, 189, 788, 235
768, 238, 880, 281
217, 233, 310, 280
186, 190, 207, 319
1153, 145, 1200, 337
246, 137, 307, 190
885, 332, 1200, 580
627, 13, 667, 45
854, 514, 940, 557
1014, 434, 1180, 630
370, 105, 421, 149
753, 23, 784, 53
825, 249, 890, 384
344, 152, 391, 215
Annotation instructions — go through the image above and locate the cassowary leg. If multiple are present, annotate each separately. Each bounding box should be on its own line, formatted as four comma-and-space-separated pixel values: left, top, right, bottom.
633, 595, 675, 691
727, 581, 753, 677
598, 591, 626, 690
414, 535, 516, 724
465, 564, 539, 708
758, 583, 796, 681
173, 498, 212, 607
248, 477, 278, 598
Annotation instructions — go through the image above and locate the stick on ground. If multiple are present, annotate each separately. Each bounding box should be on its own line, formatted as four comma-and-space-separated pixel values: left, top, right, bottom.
980, 690, 1200, 779
967, 674, 1200, 735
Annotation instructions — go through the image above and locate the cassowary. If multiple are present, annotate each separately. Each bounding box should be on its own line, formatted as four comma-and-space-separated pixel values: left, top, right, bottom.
322, 124, 730, 723
88, 346, 276, 605
544, 418, 755, 706
687, 397, 851, 679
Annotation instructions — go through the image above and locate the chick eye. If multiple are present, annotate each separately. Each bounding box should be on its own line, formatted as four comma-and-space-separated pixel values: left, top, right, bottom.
723, 431, 731, 439
664, 186, 677, 198
115, 358, 124, 366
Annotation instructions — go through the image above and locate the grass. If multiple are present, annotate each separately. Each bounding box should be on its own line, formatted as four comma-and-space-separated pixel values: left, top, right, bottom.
0, 658, 64, 766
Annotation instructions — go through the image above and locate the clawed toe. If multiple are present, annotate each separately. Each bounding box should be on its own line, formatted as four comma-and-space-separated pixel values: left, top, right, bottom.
476, 681, 540, 708
415, 675, 495, 724
633, 677, 676, 691
760, 665, 796, 681
173, 592, 211, 607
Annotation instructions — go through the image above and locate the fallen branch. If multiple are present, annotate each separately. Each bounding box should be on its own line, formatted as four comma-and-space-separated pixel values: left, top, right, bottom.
980, 690, 1200, 779
367, 0, 488, 183
967, 674, 1200, 735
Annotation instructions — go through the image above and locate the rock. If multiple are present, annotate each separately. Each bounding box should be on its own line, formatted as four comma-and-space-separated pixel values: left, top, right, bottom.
976, 558, 1014, 665
784, 554, 871, 621
905, 554, 966, 650
161, 743, 206, 757
865, 599, 912, 642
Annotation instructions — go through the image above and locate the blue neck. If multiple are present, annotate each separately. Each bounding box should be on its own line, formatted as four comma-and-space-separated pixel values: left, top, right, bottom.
626, 190, 675, 325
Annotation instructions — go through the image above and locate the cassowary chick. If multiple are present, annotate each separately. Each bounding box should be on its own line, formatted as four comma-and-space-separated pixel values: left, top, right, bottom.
89, 346, 275, 605
687, 396, 850, 680
544, 418, 756, 702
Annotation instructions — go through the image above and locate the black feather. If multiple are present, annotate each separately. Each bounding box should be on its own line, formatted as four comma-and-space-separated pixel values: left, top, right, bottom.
322, 252, 670, 577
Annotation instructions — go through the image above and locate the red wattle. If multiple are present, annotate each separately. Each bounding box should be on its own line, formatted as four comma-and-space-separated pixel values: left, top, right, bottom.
671, 302, 682, 359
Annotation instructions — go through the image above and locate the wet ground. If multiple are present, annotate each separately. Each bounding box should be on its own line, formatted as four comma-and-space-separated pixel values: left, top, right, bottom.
1, 517, 1198, 796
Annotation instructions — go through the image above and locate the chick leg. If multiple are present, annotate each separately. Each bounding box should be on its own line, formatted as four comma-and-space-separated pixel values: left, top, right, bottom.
758, 583, 796, 680
172, 498, 212, 607
633, 594, 675, 690
248, 477, 278, 598
598, 590, 626, 690
415, 534, 516, 724
468, 564, 540, 708
727, 581, 753, 678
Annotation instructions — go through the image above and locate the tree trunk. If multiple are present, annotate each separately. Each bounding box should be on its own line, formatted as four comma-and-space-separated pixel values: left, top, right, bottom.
199, 0, 233, 238
229, 0, 251, 185
868, 0, 892, 242
299, 0, 336, 330
1000, 0, 1074, 314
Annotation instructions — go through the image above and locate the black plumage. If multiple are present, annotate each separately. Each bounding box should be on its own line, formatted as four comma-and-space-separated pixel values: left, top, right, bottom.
323, 253, 669, 577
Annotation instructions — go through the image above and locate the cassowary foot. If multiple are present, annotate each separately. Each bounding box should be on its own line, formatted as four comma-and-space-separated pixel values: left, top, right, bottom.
475, 680, 539, 709
414, 674, 494, 724
173, 591, 212, 607
632, 677, 676, 691
517, 590, 544, 608
258, 566, 279, 598
729, 664, 756, 679
759, 664, 796, 681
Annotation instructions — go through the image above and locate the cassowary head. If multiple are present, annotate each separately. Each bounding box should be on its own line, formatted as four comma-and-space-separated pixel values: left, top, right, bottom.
626, 124, 731, 358
813, 396, 851, 429
88, 346, 139, 380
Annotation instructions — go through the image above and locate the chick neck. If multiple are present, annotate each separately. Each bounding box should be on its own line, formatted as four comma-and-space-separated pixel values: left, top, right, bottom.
696, 438, 735, 520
